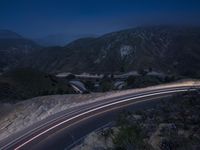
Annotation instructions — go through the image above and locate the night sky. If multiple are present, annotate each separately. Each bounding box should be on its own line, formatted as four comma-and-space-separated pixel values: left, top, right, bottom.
0, 0, 200, 38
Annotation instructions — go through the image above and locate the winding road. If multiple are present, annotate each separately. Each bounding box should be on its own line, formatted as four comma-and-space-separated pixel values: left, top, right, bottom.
0, 80, 199, 150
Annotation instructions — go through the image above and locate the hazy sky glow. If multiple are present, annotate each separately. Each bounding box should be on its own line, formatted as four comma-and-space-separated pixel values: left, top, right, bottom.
0, 0, 200, 37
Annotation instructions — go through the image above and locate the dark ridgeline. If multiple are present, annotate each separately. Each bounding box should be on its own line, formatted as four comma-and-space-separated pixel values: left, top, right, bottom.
0, 30, 41, 72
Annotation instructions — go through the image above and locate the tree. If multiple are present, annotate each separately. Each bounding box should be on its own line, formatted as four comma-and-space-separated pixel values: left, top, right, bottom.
113, 124, 145, 150
138, 69, 147, 76
148, 67, 153, 72
84, 80, 94, 90
120, 66, 125, 73
101, 81, 112, 92
126, 75, 135, 86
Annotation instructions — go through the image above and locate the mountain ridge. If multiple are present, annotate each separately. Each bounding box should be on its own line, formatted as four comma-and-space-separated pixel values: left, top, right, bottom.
20, 26, 200, 77
0, 29, 23, 39
0, 30, 41, 72
1, 26, 200, 78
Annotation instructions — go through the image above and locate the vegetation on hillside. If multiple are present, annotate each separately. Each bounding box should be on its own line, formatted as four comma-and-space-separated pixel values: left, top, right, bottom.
111, 90, 200, 150
77, 90, 200, 150
0, 68, 75, 102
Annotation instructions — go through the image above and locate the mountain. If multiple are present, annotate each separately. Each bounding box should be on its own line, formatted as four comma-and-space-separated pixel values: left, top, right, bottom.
0, 30, 22, 39
0, 30, 40, 72
35, 33, 97, 46
20, 38, 97, 73
20, 26, 200, 77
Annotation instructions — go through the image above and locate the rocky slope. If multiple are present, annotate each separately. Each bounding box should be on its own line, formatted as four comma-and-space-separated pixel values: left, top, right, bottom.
0, 93, 104, 141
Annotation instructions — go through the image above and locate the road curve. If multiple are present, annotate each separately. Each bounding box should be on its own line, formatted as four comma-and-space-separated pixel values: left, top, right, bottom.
0, 82, 199, 150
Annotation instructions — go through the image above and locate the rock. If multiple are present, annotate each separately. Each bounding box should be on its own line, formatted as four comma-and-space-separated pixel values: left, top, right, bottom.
149, 123, 177, 150
72, 131, 114, 150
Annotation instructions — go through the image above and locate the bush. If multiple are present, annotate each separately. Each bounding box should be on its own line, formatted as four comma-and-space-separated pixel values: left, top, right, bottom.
113, 124, 146, 150
101, 81, 112, 92
126, 75, 135, 86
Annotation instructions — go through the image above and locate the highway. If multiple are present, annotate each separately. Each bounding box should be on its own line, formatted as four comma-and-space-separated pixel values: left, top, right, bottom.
0, 80, 199, 150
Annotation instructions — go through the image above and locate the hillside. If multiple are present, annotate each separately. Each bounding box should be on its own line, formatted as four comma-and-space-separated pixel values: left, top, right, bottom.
0, 30, 40, 72
74, 91, 200, 150
0, 68, 75, 102
21, 26, 200, 77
